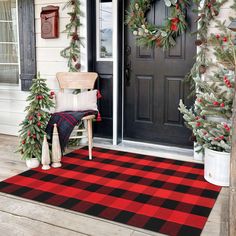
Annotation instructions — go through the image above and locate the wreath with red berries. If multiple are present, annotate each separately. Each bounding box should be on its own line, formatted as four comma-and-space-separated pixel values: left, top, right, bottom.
126, 0, 190, 49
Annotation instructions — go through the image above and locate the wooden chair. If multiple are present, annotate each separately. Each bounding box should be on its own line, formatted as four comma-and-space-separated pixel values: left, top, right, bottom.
56, 72, 98, 160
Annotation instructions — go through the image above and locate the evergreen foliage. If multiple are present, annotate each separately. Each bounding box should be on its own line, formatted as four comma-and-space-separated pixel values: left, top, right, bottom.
185, 0, 230, 95
17, 73, 55, 160
126, 0, 190, 49
179, 21, 235, 153
60, 0, 83, 71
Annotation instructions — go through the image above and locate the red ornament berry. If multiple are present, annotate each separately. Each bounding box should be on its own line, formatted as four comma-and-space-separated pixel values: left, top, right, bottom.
224, 124, 230, 132
216, 34, 220, 39
37, 112, 41, 117
29, 116, 33, 121
220, 103, 225, 107
97, 90, 102, 99
171, 23, 178, 32
33, 134, 36, 139
213, 101, 219, 106
195, 116, 200, 120
96, 112, 102, 122
196, 122, 201, 127
197, 98, 202, 103
37, 122, 41, 127
27, 131, 31, 136
72, 33, 79, 41
171, 17, 180, 24
75, 63, 81, 70
223, 37, 228, 42
50, 91, 55, 96
22, 140, 26, 144
220, 135, 224, 140
207, 3, 212, 8
214, 137, 219, 141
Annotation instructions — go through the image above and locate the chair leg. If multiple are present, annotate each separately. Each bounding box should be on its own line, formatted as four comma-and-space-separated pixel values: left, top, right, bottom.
87, 119, 93, 160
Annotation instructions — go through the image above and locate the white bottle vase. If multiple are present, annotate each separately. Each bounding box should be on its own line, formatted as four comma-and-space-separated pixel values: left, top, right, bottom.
41, 135, 51, 170
52, 124, 62, 168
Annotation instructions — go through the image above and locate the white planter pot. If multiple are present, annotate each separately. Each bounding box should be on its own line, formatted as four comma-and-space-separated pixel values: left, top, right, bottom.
193, 142, 204, 161
26, 158, 40, 169
204, 148, 230, 186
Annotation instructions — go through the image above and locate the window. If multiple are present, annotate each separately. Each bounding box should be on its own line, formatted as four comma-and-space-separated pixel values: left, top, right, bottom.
0, 0, 19, 84
96, 0, 113, 61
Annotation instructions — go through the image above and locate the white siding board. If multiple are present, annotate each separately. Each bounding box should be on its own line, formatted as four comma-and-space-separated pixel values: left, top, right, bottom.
37, 61, 68, 75
36, 48, 67, 62
0, 90, 28, 101
0, 112, 25, 127
0, 124, 20, 136
0, 100, 26, 113
36, 33, 70, 48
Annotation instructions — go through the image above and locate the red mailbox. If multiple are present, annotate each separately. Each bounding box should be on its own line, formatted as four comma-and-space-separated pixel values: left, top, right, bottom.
40, 5, 59, 39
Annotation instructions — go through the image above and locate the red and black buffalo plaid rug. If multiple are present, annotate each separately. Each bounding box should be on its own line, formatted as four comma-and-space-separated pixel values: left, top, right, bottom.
0, 147, 221, 236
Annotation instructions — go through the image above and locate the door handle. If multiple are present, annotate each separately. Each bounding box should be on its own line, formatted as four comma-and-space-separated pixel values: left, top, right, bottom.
125, 61, 131, 86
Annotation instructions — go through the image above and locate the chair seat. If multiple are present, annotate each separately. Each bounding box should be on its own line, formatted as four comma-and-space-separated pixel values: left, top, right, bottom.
82, 114, 96, 120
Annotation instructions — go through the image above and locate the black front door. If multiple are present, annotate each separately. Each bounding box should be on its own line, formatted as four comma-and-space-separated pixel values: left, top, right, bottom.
124, 1, 196, 147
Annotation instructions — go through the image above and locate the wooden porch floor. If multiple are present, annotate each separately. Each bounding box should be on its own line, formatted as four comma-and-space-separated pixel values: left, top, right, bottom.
0, 134, 228, 236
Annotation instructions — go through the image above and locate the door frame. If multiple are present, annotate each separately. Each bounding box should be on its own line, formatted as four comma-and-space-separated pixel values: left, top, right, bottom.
86, 0, 124, 145
86, 0, 197, 147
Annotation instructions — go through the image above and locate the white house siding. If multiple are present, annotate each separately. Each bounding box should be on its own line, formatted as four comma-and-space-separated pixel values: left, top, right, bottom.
0, 0, 87, 136
0, 0, 233, 136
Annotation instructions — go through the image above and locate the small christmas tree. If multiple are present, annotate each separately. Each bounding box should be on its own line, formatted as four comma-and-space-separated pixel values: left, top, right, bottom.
17, 73, 55, 160
179, 22, 235, 153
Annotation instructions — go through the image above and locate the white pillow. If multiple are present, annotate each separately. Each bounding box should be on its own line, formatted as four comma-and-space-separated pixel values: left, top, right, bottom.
55, 90, 98, 112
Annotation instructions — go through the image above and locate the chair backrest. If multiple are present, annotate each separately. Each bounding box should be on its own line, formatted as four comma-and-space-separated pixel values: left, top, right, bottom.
56, 72, 98, 92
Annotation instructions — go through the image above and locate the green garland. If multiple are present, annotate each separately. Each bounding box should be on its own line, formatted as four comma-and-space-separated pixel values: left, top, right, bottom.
185, 0, 229, 96
126, 0, 190, 49
61, 0, 83, 72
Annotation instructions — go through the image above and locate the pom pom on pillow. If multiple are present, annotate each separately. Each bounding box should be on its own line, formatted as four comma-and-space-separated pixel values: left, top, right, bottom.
55, 90, 98, 112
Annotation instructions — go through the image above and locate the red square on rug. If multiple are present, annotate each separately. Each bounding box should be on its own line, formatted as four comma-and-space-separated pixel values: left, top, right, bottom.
0, 147, 221, 236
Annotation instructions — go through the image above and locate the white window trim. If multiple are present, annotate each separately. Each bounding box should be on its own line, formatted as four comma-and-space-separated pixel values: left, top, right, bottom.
96, 0, 113, 62
0, 0, 21, 90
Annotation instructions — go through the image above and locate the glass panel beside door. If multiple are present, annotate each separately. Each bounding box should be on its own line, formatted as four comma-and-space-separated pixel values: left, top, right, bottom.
96, 0, 113, 61
0, 0, 19, 84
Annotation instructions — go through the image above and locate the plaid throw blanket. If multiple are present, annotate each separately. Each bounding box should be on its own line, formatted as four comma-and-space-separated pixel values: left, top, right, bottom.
45, 110, 97, 152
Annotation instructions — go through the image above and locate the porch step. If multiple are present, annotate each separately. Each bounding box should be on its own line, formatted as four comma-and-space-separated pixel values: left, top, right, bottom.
93, 138, 198, 163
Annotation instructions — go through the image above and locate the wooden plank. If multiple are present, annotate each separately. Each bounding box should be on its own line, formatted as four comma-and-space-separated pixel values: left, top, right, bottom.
0, 194, 133, 236
229, 89, 236, 236
0, 209, 87, 236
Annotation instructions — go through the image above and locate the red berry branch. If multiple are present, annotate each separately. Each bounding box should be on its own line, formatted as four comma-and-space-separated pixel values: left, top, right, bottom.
61, 0, 82, 71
